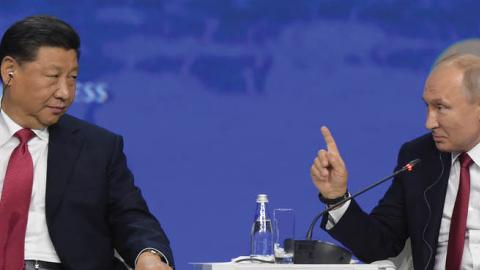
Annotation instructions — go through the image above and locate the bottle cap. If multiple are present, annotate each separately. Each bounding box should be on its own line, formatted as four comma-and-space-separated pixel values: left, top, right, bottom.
256, 194, 269, 203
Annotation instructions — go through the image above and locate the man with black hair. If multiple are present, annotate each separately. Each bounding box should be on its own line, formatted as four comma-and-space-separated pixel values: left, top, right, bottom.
0, 15, 173, 270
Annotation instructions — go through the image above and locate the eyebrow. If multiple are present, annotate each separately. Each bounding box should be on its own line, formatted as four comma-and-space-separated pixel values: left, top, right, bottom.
44, 64, 78, 72
423, 97, 449, 105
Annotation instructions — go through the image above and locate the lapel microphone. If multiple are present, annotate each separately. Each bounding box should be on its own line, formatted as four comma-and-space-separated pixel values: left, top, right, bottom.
294, 158, 421, 264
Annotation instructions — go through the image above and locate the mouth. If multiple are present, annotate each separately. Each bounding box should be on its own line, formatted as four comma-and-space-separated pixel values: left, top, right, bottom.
432, 134, 446, 142
47, 106, 66, 114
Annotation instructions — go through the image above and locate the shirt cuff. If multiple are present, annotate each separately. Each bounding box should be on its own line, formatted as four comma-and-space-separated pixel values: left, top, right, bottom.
135, 248, 170, 266
325, 200, 351, 230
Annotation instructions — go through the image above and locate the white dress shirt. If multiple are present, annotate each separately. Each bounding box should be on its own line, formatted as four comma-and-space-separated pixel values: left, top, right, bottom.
0, 109, 60, 262
326, 143, 480, 269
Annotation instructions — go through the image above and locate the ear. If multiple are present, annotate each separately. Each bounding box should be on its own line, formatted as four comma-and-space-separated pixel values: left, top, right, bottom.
1, 56, 17, 83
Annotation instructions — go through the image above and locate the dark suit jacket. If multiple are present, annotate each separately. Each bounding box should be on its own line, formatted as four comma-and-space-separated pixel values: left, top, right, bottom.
44, 114, 174, 269
322, 133, 451, 270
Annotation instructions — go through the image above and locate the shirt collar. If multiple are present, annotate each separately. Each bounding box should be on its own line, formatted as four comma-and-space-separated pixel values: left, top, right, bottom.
451, 142, 480, 167
0, 109, 49, 145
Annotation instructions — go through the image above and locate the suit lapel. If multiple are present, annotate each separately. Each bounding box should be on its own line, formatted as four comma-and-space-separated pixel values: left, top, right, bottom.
421, 150, 451, 269
45, 116, 84, 220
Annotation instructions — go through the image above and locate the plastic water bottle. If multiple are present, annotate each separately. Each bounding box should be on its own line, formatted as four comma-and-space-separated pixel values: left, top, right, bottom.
250, 194, 273, 260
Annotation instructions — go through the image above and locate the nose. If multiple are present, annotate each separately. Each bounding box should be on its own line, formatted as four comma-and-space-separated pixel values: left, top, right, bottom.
54, 77, 74, 100
425, 108, 438, 130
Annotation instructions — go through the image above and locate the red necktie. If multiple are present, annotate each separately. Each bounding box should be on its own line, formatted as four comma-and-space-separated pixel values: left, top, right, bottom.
446, 153, 473, 270
0, 129, 35, 270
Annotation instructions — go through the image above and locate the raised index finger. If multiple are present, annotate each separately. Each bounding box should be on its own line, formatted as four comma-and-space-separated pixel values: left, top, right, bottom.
321, 126, 340, 154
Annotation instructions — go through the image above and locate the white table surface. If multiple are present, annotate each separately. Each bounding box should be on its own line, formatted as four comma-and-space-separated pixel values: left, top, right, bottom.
190, 262, 393, 270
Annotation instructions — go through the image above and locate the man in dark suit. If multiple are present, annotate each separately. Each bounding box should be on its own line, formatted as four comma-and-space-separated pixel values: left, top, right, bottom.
0, 15, 173, 270
311, 54, 480, 270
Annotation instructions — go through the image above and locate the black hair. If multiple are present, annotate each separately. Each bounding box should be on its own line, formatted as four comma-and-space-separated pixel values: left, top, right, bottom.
0, 15, 80, 70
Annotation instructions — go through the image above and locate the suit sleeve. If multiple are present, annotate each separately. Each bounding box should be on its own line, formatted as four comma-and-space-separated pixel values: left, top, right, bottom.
321, 142, 412, 263
106, 135, 174, 268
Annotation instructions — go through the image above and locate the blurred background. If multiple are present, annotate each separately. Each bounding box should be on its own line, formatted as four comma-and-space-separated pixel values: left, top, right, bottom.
1, 1, 479, 269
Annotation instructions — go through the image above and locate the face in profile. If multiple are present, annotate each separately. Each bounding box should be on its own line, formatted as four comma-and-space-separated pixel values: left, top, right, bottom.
423, 63, 480, 152
1, 46, 78, 129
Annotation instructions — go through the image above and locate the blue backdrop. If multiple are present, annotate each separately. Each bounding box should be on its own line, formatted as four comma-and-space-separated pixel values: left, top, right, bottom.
1, 1, 478, 269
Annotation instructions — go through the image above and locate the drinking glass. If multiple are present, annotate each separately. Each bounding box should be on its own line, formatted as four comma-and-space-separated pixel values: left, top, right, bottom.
273, 208, 295, 264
